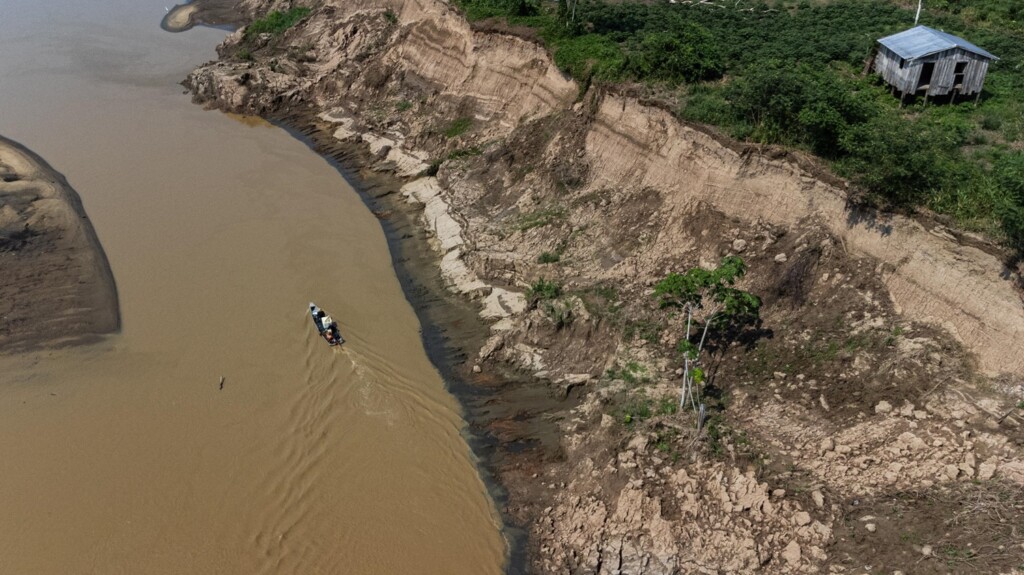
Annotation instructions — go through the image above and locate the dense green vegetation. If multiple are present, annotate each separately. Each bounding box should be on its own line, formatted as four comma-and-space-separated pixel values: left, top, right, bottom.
456, 0, 1024, 251
244, 8, 312, 40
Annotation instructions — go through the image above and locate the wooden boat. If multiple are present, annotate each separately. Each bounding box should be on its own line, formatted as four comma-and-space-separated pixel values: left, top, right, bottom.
309, 302, 344, 346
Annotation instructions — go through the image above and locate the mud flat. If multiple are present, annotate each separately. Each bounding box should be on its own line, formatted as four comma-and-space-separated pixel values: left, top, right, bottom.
0, 136, 118, 351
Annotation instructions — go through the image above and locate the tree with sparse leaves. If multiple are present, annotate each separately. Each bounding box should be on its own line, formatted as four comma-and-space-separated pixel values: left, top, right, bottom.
654, 256, 761, 428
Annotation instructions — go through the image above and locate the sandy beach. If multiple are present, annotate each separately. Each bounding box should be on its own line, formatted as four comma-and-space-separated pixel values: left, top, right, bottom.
0, 136, 119, 351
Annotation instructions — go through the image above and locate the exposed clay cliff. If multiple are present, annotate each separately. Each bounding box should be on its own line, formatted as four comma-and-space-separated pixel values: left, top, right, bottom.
185, 0, 1024, 572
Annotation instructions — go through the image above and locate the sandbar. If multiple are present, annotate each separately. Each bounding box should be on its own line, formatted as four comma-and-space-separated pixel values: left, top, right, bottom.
0, 136, 119, 351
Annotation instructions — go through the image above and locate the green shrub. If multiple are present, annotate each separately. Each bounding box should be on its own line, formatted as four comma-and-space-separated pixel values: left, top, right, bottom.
537, 251, 561, 264
981, 114, 1003, 131
553, 34, 625, 83
621, 398, 652, 427
244, 8, 311, 40
542, 300, 573, 328
443, 117, 473, 138
527, 278, 562, 300
994, 152, 1024, 249
622, 26, 723, 85
423, 160, 442, 177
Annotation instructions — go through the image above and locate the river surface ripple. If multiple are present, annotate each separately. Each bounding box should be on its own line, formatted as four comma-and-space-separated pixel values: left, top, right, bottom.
0, 1, 506, 573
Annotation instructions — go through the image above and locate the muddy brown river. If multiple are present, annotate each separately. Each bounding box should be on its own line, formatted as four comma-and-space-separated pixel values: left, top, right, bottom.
0, 1, 506, 573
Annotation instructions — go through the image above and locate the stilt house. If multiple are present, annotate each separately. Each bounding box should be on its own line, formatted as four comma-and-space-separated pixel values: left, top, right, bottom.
874, 25, 998, 102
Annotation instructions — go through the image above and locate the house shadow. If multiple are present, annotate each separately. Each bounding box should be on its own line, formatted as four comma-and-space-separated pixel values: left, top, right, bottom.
846, 202, 894, 237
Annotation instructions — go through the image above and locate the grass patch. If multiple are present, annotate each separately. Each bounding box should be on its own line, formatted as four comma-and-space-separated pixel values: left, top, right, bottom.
656, 397, 678, 416
447, 146, 483, 160
624, 318, 663, 344
395, 100, 413, 112
621, 397, 652, 427
516, 206, 566, 231
537, 251, 561, 264
244, 8, 311, 41
443, 117, 473, 138
606, 361, 649, 385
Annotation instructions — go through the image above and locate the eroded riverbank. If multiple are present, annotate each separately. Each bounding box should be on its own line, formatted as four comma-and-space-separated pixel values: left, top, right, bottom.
268, 108, 575, 572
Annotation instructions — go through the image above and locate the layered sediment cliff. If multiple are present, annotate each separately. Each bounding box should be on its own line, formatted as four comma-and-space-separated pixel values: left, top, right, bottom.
186, 1, 1024, 571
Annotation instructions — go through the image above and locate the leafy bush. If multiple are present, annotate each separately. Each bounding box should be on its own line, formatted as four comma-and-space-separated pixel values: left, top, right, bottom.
724, 62, 873, 157
527, 278, 562, 300
553, 34, 625, 82
836, 111, 955, 206
623, 26, 723, 85
994, 152, 1024, 249
621, 397, 652, 426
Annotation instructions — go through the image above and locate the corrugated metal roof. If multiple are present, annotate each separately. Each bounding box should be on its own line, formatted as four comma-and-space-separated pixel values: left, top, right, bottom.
878, 25, 998, 61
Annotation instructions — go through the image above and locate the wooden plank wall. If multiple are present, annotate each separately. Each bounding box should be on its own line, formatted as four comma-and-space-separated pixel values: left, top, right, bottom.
874, 45, 991, 96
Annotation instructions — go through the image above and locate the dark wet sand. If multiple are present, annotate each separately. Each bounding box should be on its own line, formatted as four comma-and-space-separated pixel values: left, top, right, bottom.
0, 136, 119, 351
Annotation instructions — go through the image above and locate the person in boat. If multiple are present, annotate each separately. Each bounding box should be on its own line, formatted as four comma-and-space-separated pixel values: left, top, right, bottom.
324, 328, 336, 343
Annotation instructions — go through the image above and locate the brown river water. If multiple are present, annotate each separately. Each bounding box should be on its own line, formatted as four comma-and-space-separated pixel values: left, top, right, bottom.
0, 1, 506, 573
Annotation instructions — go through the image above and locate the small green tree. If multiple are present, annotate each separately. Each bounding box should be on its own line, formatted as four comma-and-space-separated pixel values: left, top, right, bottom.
654, 256, 761, 428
